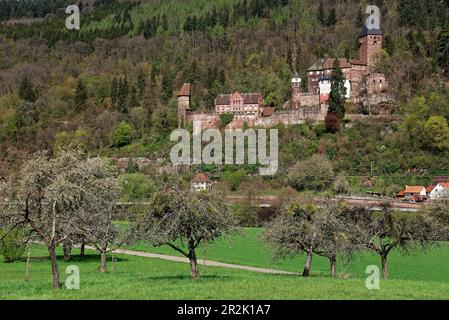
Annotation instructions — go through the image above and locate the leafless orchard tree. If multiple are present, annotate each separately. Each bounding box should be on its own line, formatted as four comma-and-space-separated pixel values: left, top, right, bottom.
0, 150, 121, 288
425, 195, 449, 242
263, 199, 360, 277
263, 201, 318, 277
351, 203, 435, 279
68, 157, 122, 273
312, 202, 362, 278
133, 183, 239, 279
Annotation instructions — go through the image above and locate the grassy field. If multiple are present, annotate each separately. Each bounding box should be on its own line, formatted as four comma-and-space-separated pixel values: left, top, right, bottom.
1, 228, 449, 299
129, 228, 449, 282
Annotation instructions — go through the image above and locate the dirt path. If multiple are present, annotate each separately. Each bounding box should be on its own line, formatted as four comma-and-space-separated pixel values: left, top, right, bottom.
109, 248, 299, 275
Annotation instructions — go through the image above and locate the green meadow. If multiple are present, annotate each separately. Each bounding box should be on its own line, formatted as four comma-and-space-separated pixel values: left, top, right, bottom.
1, 228, 449, 299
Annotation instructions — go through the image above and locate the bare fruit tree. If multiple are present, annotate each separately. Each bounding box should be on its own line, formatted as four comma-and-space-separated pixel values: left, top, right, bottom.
263, 199, 360, 277
352, 203, 434, 279
134, 184, 239, 279
0, 151, 121, 288
263, 201, 319, 277
69, 157, 122, 273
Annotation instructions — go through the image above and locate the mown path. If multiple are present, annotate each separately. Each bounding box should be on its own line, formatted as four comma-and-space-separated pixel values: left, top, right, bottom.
107, 247, 299, 275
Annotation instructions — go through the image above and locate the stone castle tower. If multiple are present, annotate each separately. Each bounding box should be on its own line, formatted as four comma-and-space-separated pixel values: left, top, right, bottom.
291, 71, 301, 109
359, 26, 383, 72
177, 83, 191, 128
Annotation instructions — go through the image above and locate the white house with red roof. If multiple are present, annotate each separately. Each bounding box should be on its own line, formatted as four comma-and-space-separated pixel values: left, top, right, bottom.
191, 173, 212, 192
429, 182, 449, 200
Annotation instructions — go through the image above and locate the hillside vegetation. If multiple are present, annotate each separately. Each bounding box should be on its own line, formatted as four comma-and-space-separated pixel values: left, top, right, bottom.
0, 0, 448, 177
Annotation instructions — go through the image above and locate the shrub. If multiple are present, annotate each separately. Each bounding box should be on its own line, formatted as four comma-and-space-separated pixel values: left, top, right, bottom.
333, 173, 350, 194
287, 154, 335, 192
325, 112, 341, 133
220, 113, 234, 127
223, 168, 247, 191
111, 121, 136, 147
0, 228, 26, 263
120, 173, 155, 202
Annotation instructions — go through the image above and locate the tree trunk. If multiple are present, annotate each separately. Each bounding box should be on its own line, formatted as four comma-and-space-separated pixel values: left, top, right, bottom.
188, 240, 199, 279
24, 248, 31, 282
302, 249, 313, 277
63, 239, 72, 262
100, 250, 107, 273
330, 256, 337, 278
80, 242, 85, 258
48, 245, 61, 289
381, 253, 389, 280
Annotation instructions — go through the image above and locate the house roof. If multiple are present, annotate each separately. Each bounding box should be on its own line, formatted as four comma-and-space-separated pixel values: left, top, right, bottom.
215, 92, 263, 105
192, 173, 211, 183
439, 182, 449, 189
178, 83, 191, 97
426, 185, 436, 193
397, 190, 405, 197
359, 26, 383, 38
262, 107, 275, 117
404, 186, 425, 194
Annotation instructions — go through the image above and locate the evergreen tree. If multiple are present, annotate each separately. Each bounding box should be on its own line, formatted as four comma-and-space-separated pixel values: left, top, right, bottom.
328, 58, 346, 119
18, 77, 37, 102
317, 1, 325, 26
111, 77, 118, 107
74, 79, 88, 110
128, 86, 139, 109
162, 74, 173, 103
137, 71, 146, 100
326, 8, 337, 27
117, 76, 129, 113
437, 25, 449, 77
356, 6, 364, 28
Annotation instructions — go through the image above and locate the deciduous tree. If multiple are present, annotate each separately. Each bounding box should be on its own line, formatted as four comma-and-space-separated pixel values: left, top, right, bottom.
134, 183, 239, 278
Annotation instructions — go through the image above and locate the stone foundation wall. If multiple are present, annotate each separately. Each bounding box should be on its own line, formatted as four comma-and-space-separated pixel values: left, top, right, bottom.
299, 93, 320, 107
190, 113, 220, 129
188, 105, 328, 130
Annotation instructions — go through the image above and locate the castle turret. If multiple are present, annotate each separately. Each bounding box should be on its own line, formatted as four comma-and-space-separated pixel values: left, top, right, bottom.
359, 26, 383, 73
291, 71, 301, 109
177, 83, 191, 128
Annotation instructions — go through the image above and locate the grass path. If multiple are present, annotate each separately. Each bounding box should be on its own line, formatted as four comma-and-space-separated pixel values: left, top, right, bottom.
109, 247, 300, 275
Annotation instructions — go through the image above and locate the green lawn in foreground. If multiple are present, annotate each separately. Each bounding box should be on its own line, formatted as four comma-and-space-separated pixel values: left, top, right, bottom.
1, 246, 449, 299
128, 227, 449, 282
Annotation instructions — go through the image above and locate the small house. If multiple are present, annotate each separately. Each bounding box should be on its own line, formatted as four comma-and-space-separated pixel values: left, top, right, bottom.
402, 186, 427, 201
191, 173, 212, 192
429, 183, 449, 200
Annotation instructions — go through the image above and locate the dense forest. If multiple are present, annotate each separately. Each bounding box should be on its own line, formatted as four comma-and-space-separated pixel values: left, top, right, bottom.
0, 0, 449, 180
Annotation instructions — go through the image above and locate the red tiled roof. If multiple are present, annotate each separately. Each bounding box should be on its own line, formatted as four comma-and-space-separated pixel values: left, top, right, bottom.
178, 83, 191, 97
192, 173, 211, 183
215, 92, 263, 105
404, 186, 425, 194
440, 182, 449, 188
397, 191, 405, 197
262, 107, 275, 117
426, 185, 436, 193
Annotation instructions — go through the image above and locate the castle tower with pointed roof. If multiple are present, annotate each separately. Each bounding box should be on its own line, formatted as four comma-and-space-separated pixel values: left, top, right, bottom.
177, 83, 191, 128
359, 26, 383, 72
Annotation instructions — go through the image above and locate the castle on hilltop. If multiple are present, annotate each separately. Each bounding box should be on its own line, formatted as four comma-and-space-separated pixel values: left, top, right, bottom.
290, 26, 388, 109
177, 25, 392, 130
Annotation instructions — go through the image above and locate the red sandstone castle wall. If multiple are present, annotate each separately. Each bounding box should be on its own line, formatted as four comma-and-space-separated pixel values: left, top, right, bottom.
299, 93, 320, 107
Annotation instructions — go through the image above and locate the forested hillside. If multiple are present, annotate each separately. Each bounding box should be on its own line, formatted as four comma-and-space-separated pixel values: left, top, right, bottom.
0, 0, 449, 177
